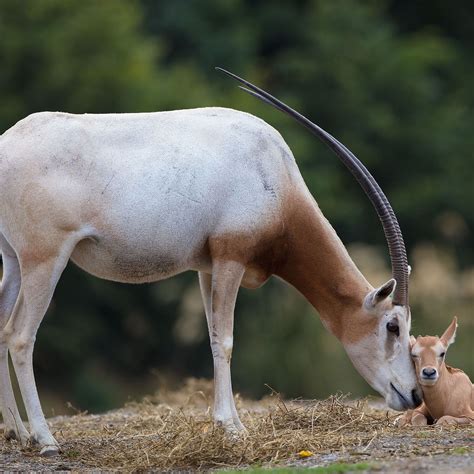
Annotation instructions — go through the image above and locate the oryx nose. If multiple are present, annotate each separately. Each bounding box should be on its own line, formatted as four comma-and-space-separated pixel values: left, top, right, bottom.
422, 367, 437, 378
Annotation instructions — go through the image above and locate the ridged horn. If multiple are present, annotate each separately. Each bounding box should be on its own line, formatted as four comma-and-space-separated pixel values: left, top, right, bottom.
216, 67, 409, 306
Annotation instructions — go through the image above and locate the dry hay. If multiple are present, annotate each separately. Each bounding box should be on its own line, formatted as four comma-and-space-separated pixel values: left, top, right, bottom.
2, 379, 471, 471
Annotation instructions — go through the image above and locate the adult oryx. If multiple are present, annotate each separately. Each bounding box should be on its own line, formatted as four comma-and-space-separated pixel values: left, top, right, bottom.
0, 69, 421, 455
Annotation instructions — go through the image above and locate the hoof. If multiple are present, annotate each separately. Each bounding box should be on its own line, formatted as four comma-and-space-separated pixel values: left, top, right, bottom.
436, 417, 455, 426
4, 428, 30, 445
232, 417, 247, 433
216, 419, 247, 439
4, 429, 18, 441
394, 415, 405, 427
40, 445, 59, 457
225, 429, 243, 441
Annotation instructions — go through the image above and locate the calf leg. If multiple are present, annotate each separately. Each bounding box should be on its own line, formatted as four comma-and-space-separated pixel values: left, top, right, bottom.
4, 241, 75, 455
396, 402, 430, 427
411, 411, 429, 426
437, 414, 474, 425
199, 271, 244, 431
0, 246, 29, 443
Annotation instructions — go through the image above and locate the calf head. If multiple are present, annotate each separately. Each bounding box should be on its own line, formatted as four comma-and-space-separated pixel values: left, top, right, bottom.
410, 317, 458, 386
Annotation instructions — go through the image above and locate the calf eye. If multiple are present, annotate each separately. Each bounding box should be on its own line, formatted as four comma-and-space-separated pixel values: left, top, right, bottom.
386, 320, 399, 336
439, 352, 446, 358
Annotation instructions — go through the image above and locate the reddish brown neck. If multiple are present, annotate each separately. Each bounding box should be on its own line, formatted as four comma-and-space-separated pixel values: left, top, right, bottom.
275, 191, 372, 338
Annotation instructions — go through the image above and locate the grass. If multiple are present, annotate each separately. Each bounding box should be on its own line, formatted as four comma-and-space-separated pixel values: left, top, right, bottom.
219, 462, 375, 473
1, 378, 472, 471
450, 446, 470, 455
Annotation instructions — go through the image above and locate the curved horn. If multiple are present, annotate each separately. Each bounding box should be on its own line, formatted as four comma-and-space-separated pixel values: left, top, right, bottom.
216, 67, 409, 306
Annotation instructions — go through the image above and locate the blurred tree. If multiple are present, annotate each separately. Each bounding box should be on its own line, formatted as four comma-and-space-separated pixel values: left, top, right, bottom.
389, 0, 474, 47
0, 0, 162, 126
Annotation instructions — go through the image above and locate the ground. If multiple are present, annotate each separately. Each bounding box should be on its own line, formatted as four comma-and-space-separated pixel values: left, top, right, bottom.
1, 379, 472, 472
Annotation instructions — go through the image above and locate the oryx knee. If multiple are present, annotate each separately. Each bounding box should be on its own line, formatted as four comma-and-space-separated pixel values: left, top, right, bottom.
222, 336, 233, 360
211, 336, 233, 362
8, 335, 35, 365
0, 326, 13, 345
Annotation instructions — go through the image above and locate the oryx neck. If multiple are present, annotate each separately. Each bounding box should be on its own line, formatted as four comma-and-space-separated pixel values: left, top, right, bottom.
276, 191, 372, 338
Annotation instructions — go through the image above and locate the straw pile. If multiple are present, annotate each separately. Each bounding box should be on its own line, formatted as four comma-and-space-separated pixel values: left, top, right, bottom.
2, 379, 470, 471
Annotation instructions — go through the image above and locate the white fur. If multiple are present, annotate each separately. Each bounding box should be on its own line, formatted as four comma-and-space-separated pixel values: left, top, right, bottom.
0, 108, 293, 283
345, 304, 415, 411
444, 327, 457, 346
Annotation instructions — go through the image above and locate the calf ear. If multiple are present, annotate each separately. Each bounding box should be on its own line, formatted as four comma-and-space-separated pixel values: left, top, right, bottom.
409, 335, 416, 347
440, 316, 458, 347
364, 278, 396, 309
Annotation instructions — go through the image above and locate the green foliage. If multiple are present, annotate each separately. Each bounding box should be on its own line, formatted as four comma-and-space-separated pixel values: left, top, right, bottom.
217, 462, 375, 473
0, 0, 472, 412
0, 0, 161, 124
450, 446, 470, 455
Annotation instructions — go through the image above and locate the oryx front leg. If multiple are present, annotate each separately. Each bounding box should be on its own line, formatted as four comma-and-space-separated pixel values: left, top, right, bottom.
4, 244, 73, 456
199, 271, 244, 432
205, 261, 245, 434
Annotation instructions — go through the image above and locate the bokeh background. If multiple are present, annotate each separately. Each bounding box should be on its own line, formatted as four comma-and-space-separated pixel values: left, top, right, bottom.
0, 0, 472, 415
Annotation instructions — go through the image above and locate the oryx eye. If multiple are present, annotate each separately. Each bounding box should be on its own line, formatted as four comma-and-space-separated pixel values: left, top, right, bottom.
386, 320, 399, 336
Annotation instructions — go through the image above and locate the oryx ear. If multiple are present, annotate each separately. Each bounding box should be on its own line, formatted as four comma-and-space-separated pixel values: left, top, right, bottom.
410, 335, 417, 347
440, 316, 457, 348
364, 278, 396, 310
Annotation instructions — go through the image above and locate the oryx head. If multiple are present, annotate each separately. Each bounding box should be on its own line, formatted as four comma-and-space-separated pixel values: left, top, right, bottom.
344, 277, 420, 410
217, 67, 422, 410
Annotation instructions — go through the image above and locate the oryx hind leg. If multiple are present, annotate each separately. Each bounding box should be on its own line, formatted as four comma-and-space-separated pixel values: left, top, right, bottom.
199, 260, 246, 434
3, 234, 80, 455
0, 236, 29, 443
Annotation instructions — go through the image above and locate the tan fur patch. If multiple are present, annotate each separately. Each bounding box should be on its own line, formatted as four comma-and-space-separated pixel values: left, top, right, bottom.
274, 190, 375, 342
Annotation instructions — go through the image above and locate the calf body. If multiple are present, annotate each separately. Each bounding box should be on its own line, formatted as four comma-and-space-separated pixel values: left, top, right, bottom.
400, 317, 473, 426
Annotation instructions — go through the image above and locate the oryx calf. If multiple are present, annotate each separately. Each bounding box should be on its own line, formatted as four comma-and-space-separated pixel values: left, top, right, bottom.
398, 317, 473, 426
0, 70, 421, 455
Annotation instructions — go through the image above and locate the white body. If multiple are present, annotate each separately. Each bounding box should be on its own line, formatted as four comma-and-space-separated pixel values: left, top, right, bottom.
1, 108, 291, 283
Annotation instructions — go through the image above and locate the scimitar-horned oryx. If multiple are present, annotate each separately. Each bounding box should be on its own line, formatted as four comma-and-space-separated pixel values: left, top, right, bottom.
0, 69, 421, 455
